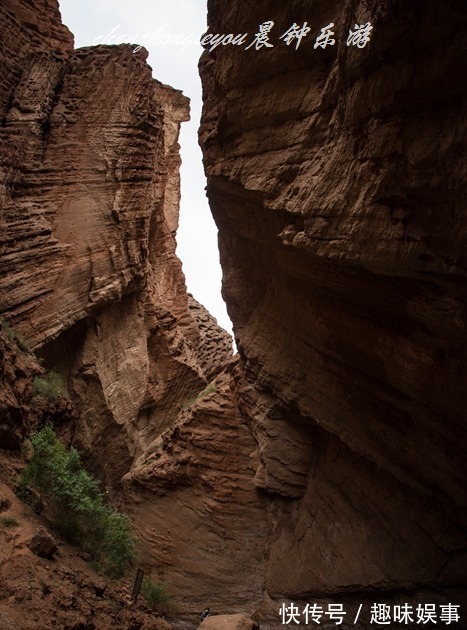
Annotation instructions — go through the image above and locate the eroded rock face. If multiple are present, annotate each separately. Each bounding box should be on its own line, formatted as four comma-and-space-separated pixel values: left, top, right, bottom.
0, 0, 232, 489
0, 325, 74, 449
188, 294, 233, 381
122, 359, 268, 612
0, 326, 38, 449
199, 0, 467, 616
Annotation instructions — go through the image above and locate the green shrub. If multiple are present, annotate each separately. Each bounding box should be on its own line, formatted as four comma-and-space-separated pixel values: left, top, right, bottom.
19, 426, 136, 576
0, 516, 19, 528
0, 316, 29, 351
141, 577, 175, 614
33, 370, 68, 400
101, 511, 136, 578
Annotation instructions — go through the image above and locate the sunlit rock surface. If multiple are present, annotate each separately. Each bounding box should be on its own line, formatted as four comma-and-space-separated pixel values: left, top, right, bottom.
0, 0, 232, 489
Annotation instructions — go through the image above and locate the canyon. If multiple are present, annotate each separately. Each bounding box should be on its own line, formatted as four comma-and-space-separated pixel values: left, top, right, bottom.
1, 0, 466, 628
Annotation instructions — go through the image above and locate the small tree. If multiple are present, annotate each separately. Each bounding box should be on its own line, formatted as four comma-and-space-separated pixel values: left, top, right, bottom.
141, 577, 175, 614
101, 511, 136, 578
20, 426, 136, 577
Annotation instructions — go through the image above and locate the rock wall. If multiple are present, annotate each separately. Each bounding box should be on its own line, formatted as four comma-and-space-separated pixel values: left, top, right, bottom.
199, 0, 467, 619
0, 0, 232, 492
0, 321, 76, 451
123, 359, 268, 613
0, 324, 40, 450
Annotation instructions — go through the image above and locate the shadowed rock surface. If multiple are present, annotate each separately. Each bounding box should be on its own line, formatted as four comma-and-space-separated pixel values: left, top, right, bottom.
198, 0, 467, 619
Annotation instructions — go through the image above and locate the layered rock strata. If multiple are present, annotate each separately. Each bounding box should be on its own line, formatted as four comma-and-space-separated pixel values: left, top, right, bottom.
0, 0, 232, 491
198, 0, 467, 618
123, 359, 268, 612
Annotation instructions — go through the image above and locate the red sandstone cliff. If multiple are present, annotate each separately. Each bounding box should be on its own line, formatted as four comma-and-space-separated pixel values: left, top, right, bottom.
0, 0, 232, 492
196, 0, 467, 619
1, 0, 467, 627
0, 3, 233, 621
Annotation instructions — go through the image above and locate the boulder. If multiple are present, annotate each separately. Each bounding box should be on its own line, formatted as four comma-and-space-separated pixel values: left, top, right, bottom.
199, 613, 258, 630
0, 495, 11, 513
27, 527, 58, 559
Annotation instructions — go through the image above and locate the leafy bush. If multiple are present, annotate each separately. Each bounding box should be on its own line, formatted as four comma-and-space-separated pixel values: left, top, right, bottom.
0, 516, 19, 528
141, 577, 175, 614
33, 371, 68, 400
101, 511, 137, 578
19, 426, 136, 576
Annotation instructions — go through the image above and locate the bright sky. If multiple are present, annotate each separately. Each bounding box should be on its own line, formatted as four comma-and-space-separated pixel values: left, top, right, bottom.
58, 0, 233, 335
